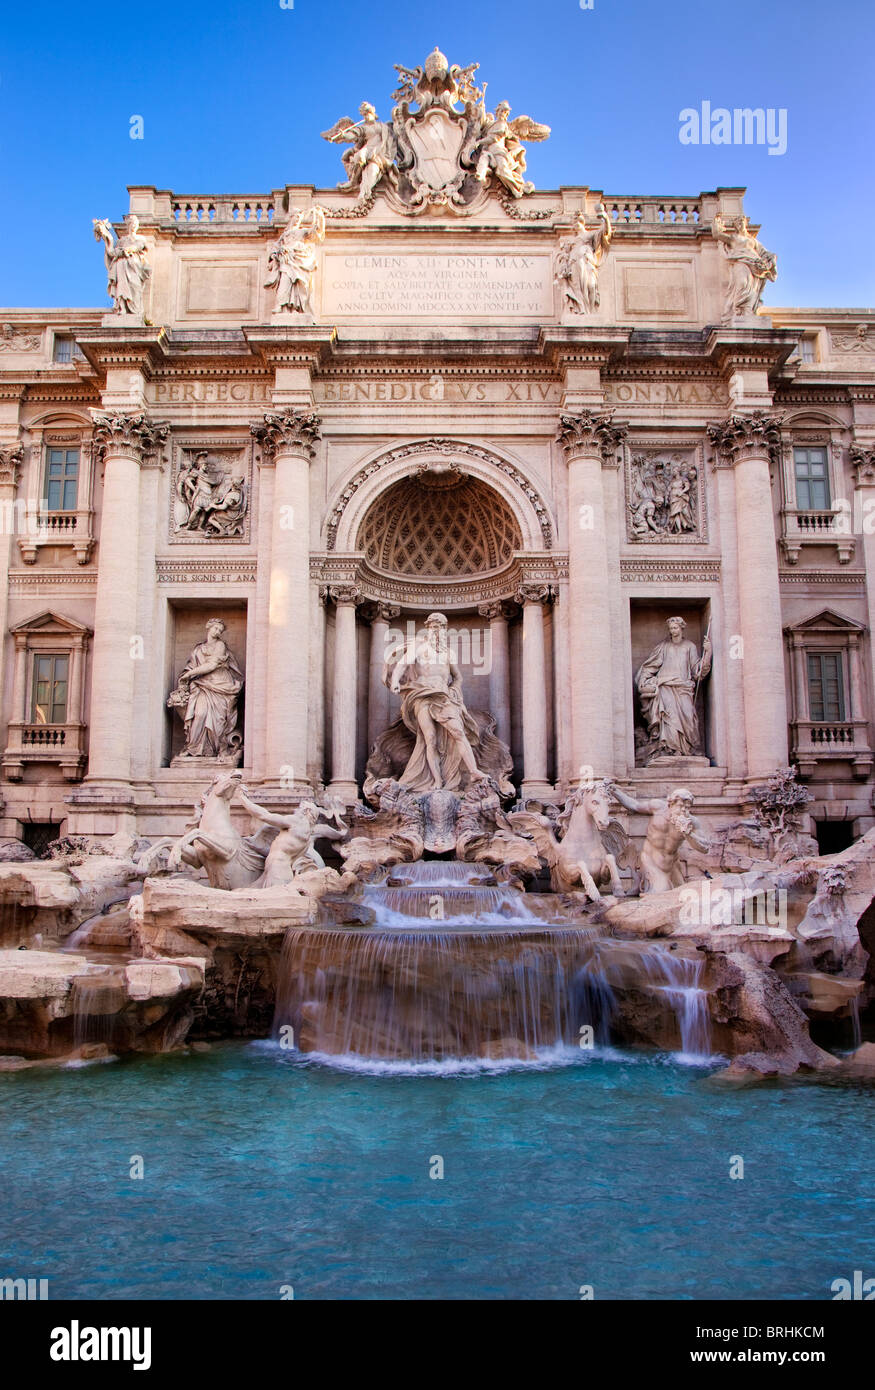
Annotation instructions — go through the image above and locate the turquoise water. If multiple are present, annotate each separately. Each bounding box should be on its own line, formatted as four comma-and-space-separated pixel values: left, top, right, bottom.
2, 1043, 873, 1300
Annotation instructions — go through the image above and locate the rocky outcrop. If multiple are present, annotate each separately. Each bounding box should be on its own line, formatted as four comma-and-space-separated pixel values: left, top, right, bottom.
708, 951, 837, 1076
0, 948, 204, 1057
0, 856, 141, 948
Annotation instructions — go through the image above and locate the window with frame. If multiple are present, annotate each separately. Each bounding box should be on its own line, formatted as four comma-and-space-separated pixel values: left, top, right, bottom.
31, 654, 69, 724
794, 446, 830, 511
44, 448, 79, 511
798, 336, 817, 364
52, 336, 84, 365
807, 651, 845, 722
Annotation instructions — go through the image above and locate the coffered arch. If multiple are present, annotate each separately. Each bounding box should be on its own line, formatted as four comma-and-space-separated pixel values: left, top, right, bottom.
324, 437, 555, 555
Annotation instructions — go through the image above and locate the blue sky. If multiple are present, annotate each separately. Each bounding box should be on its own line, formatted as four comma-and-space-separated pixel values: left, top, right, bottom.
1, 0, 872, 308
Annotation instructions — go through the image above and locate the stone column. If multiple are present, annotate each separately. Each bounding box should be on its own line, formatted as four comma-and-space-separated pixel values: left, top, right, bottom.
328, 585, 362, 803
365, 602, 400, 754
86, 413, 168, 785
251, 408, 320, 791
0, 445, 23, 707
851, 443, 875, 727
515, 584, 552, 798
708, 413, 788, 779
556, 412, 627, 783
478, 601, 512, 747
10, 631, 27, 723
790, 634, 809, 722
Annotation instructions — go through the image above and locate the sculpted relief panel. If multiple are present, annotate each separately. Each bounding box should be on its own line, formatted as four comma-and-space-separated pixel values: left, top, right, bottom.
625, 446, 706, 544
170, 440, 252, 543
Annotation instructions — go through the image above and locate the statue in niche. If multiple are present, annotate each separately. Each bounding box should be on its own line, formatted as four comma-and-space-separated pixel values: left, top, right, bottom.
382, 612, 489, 793
265, 207, 326, 314
93, 214, 152, 317
236, 786, 348, 888
607, 784, 711, 894
168, 618, 244, 764
176, 451, 248, 537
628, 455, 697, 538
636, 616, 712, 760
713, 213, 777, 323
555, 205, 612, 314
322, 104, 399, 202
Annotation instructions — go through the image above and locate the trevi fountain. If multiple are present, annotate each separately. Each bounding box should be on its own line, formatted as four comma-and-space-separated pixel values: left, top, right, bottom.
1, 48, 874, 1301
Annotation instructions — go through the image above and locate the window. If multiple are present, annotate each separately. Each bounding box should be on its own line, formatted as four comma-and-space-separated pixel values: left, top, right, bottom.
52, 336, 84, 364
31, 654, 69, 724
44, 448, 79, 510
21, 822, 62, 857
807, 651, 844, 722
798, 336, 817, 364
794, 446, 830, 510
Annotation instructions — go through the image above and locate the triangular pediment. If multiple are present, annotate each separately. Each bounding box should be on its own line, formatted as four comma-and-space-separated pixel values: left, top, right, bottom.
10, 610, 92, 637
785, 608, 866, 636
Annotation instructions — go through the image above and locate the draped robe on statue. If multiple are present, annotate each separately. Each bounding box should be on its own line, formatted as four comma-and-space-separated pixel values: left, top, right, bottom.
180, 640, 244, 758
395, 657, 482, 792
636, 637, 707, 757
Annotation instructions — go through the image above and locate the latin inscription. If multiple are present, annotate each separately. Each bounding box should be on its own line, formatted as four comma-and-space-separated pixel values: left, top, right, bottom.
321, 254, 553, 317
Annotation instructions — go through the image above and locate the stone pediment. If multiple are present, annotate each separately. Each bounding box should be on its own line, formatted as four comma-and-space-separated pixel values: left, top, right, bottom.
784, 609, 866, 636
10, 610, 92, 637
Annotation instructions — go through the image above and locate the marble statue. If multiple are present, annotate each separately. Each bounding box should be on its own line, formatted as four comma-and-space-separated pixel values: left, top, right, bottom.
322, 50, 549, 213
142, 770, 265, 890
384, 612, 487, 792
167, 619, 244, 764
636, 616, 712, 759
236, 786, 348, 888
713, 214, 777, 323
555, 205, 613, 314
93, 215, 152, 317
608, 784, 711, 894
469, 100, 549, 199
322, 104, 398, 203
510, 781, 629, 901
265, 207, 326, 314
176, 451, 248, 537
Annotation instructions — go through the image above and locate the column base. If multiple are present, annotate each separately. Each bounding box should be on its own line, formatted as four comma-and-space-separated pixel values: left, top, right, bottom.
520, 778, 556, 804
327, 779, 360, 806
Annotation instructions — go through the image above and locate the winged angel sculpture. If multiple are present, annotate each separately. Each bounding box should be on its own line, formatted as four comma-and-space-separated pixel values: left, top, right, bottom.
321, 48, 550, 213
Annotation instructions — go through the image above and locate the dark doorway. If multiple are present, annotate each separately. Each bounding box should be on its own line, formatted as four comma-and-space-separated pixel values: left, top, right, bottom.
21, 822, 62, 857
814, 819, 856, 855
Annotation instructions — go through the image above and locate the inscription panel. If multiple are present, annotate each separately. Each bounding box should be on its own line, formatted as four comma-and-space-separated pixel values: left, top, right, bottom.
320, 254, 553, 318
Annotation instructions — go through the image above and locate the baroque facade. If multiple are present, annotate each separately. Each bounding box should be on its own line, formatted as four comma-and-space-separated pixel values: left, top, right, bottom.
1, 50, 874, 849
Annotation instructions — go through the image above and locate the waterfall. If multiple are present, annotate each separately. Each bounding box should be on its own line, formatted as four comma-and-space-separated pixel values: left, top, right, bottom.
70, 972, 127, 1050
640, 948, 712, 1060
272, 860, 715, 1065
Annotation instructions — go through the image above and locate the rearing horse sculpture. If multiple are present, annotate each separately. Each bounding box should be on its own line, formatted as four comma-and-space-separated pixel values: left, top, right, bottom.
138, 770, 266, 890
509, 781, 628, 901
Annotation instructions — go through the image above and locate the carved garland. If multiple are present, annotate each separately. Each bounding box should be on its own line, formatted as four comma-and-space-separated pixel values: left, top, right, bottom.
326, 438, 554, 550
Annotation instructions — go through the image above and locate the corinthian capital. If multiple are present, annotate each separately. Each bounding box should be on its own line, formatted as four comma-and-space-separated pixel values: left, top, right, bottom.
251, 407, 321, 461
557, 411, 627, 465
91, 411, 170, 463
707, 411, 783, 467
0, 442, 24, 487
850, 442, 875, 487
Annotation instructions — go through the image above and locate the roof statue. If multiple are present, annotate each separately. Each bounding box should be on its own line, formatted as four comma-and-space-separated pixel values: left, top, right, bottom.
321, 47, 550, 214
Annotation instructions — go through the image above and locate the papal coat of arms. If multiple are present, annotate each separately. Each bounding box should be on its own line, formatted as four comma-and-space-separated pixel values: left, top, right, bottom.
321, 47, 550, 214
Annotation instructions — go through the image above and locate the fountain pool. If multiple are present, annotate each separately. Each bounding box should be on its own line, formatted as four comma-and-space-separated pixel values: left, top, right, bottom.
2, 1042, 873, 1300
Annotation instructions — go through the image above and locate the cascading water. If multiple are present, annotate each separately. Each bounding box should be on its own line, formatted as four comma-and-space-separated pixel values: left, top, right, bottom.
272, 860, 719, 1066
274, 861, 616, 1062
637, 946, 712, 1060
70, 972, 127, 1049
